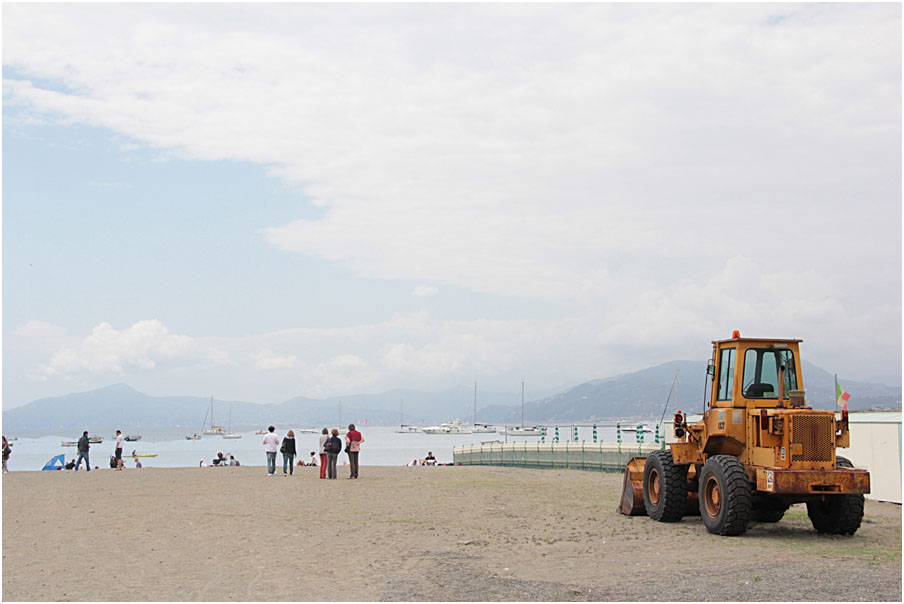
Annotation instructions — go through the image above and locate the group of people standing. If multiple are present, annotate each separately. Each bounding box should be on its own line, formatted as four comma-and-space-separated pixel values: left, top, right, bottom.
262, 424, 363, 479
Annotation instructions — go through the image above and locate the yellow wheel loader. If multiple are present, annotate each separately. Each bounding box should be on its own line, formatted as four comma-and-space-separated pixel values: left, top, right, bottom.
619, 332, 870, 536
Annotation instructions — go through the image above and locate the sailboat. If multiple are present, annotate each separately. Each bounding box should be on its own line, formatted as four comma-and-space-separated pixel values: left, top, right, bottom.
501, 382, 541, 435
471, 382, 496, 433
396, 399, 419, 433
222, 402, 241, 439
202, 397, 225, 435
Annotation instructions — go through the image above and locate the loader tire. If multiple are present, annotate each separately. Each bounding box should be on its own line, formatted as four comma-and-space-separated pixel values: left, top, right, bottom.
751, 503, 788, 523
642, 449, 688, 522
699, 455, 752, 536
806, 456, 864, 535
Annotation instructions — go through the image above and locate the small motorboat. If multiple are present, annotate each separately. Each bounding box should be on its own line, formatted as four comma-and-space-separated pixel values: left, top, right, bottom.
185, 433, 202, 440
395, 425, 421, 433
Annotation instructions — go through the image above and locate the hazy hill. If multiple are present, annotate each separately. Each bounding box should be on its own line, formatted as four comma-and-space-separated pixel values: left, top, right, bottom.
511, 360, 901, 423
3, 361, 898, 432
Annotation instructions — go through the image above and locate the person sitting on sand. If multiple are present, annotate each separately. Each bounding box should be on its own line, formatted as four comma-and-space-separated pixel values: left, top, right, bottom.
134, 458, 142, 468
229, 455, 240, 466
200, 460, 206, 467
308, 452, 318, 466
64, 458, 76, 471
424, 452, 436, 466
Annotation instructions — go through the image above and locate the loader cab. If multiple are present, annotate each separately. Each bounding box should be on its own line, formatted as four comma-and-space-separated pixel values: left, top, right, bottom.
709, 333, 803, 409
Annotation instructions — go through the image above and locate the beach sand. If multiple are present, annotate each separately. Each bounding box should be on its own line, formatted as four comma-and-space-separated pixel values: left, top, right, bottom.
2, 465, 901, 601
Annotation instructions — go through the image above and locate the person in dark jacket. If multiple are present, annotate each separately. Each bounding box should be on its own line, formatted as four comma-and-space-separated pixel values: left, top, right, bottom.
2, 436, 11, 473
282, 430, 297, 476
326, 428, 342, 479
76, 431, 91, 471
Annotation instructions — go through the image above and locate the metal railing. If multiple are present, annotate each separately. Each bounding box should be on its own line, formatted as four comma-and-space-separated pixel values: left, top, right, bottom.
453, 441, 665, 473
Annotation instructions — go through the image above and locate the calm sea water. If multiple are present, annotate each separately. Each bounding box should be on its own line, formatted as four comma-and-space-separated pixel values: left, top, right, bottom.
3, 423, 658, 471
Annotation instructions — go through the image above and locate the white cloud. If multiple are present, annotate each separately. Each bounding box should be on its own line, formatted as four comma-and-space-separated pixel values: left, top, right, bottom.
12, 320, 67, 338
4, 5, 898, 302
32, 320, 230, 379
412, 285, 438, 297
253, 349, 301, 370
2, 4, 900, 398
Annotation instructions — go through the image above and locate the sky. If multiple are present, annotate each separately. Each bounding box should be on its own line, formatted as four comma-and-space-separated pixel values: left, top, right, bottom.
2, 3, 901, 409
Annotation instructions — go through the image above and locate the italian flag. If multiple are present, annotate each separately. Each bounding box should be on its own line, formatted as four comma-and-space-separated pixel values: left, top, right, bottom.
836, 382, 851, 410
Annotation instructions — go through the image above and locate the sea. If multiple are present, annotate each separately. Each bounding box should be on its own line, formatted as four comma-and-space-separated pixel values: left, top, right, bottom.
3, 423, 658, 471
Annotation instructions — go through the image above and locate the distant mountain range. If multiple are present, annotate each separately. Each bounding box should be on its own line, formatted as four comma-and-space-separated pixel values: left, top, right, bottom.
3, 360, 899, 432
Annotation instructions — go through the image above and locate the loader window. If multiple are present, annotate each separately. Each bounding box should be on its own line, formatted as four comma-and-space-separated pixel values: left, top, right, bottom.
742, 349, 797, 399
716, 348, 736, 401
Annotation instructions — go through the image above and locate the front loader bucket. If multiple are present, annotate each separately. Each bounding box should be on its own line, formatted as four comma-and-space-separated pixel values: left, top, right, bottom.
618, 457, 647, 516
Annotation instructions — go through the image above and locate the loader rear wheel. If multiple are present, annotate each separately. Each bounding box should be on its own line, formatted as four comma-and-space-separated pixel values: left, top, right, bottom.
751, 504, 788, 523
699, 455, 752, 536
643, 450, 688, 522
806, 456, 864, 535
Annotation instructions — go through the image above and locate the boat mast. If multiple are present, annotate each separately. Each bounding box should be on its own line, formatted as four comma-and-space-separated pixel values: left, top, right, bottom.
521, 381, 525, 430
201, 397, 211, 432
474, 382, 477, 425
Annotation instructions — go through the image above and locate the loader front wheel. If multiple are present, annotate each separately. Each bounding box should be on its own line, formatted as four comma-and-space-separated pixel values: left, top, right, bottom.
643, 450, 688, 522
699, 455, 752, 536
806, 456, 864, 535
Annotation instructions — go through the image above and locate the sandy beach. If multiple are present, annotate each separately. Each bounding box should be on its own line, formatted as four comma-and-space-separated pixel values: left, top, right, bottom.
2, 465, 901, 601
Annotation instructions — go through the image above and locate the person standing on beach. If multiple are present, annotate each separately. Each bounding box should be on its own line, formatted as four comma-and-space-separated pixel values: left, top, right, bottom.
318, 428, 329, 479
326, 428, 342, 479
76, 431, 91, 471
345, 423, 364, 479
2, 436, 10, 473
114, 430, 124, 470
281, 430, 297, 476
262, 426, 279, 476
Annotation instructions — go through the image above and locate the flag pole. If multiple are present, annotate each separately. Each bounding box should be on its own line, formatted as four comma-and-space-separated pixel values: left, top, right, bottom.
834, 373, 838, 416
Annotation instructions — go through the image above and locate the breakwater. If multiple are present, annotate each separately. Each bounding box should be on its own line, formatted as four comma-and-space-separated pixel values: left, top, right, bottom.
453, 441, 665, 472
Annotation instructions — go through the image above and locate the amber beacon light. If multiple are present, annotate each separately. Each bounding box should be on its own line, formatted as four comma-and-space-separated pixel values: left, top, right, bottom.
732, 330, 741, 339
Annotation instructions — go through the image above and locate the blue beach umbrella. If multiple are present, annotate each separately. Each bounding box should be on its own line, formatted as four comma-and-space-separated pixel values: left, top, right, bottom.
42, 454, 65, 471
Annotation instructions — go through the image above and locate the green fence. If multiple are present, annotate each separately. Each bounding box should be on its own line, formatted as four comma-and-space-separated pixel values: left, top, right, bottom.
453, 441, 666, 472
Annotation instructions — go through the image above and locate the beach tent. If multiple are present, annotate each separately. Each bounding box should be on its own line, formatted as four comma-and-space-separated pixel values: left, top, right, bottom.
42, 454, 64, 471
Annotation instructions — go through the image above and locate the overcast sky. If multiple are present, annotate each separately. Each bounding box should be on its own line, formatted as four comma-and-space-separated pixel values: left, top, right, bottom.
3, 3, 901, 409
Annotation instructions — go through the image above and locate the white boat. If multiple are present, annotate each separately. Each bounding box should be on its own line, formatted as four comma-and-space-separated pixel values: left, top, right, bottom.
421, 425, 451, 434
185, 433, 202, 440
470, 383, 496, 432
500, 383, 542, 436
442, 419, 472, 434
200, 397, 225, 435
422, 419, 472, 434
297, 429, 319, 434
395, 400, 420, 433
221, 403, 241, 439
501, 426, 542, 436
472, 422, 497, 433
